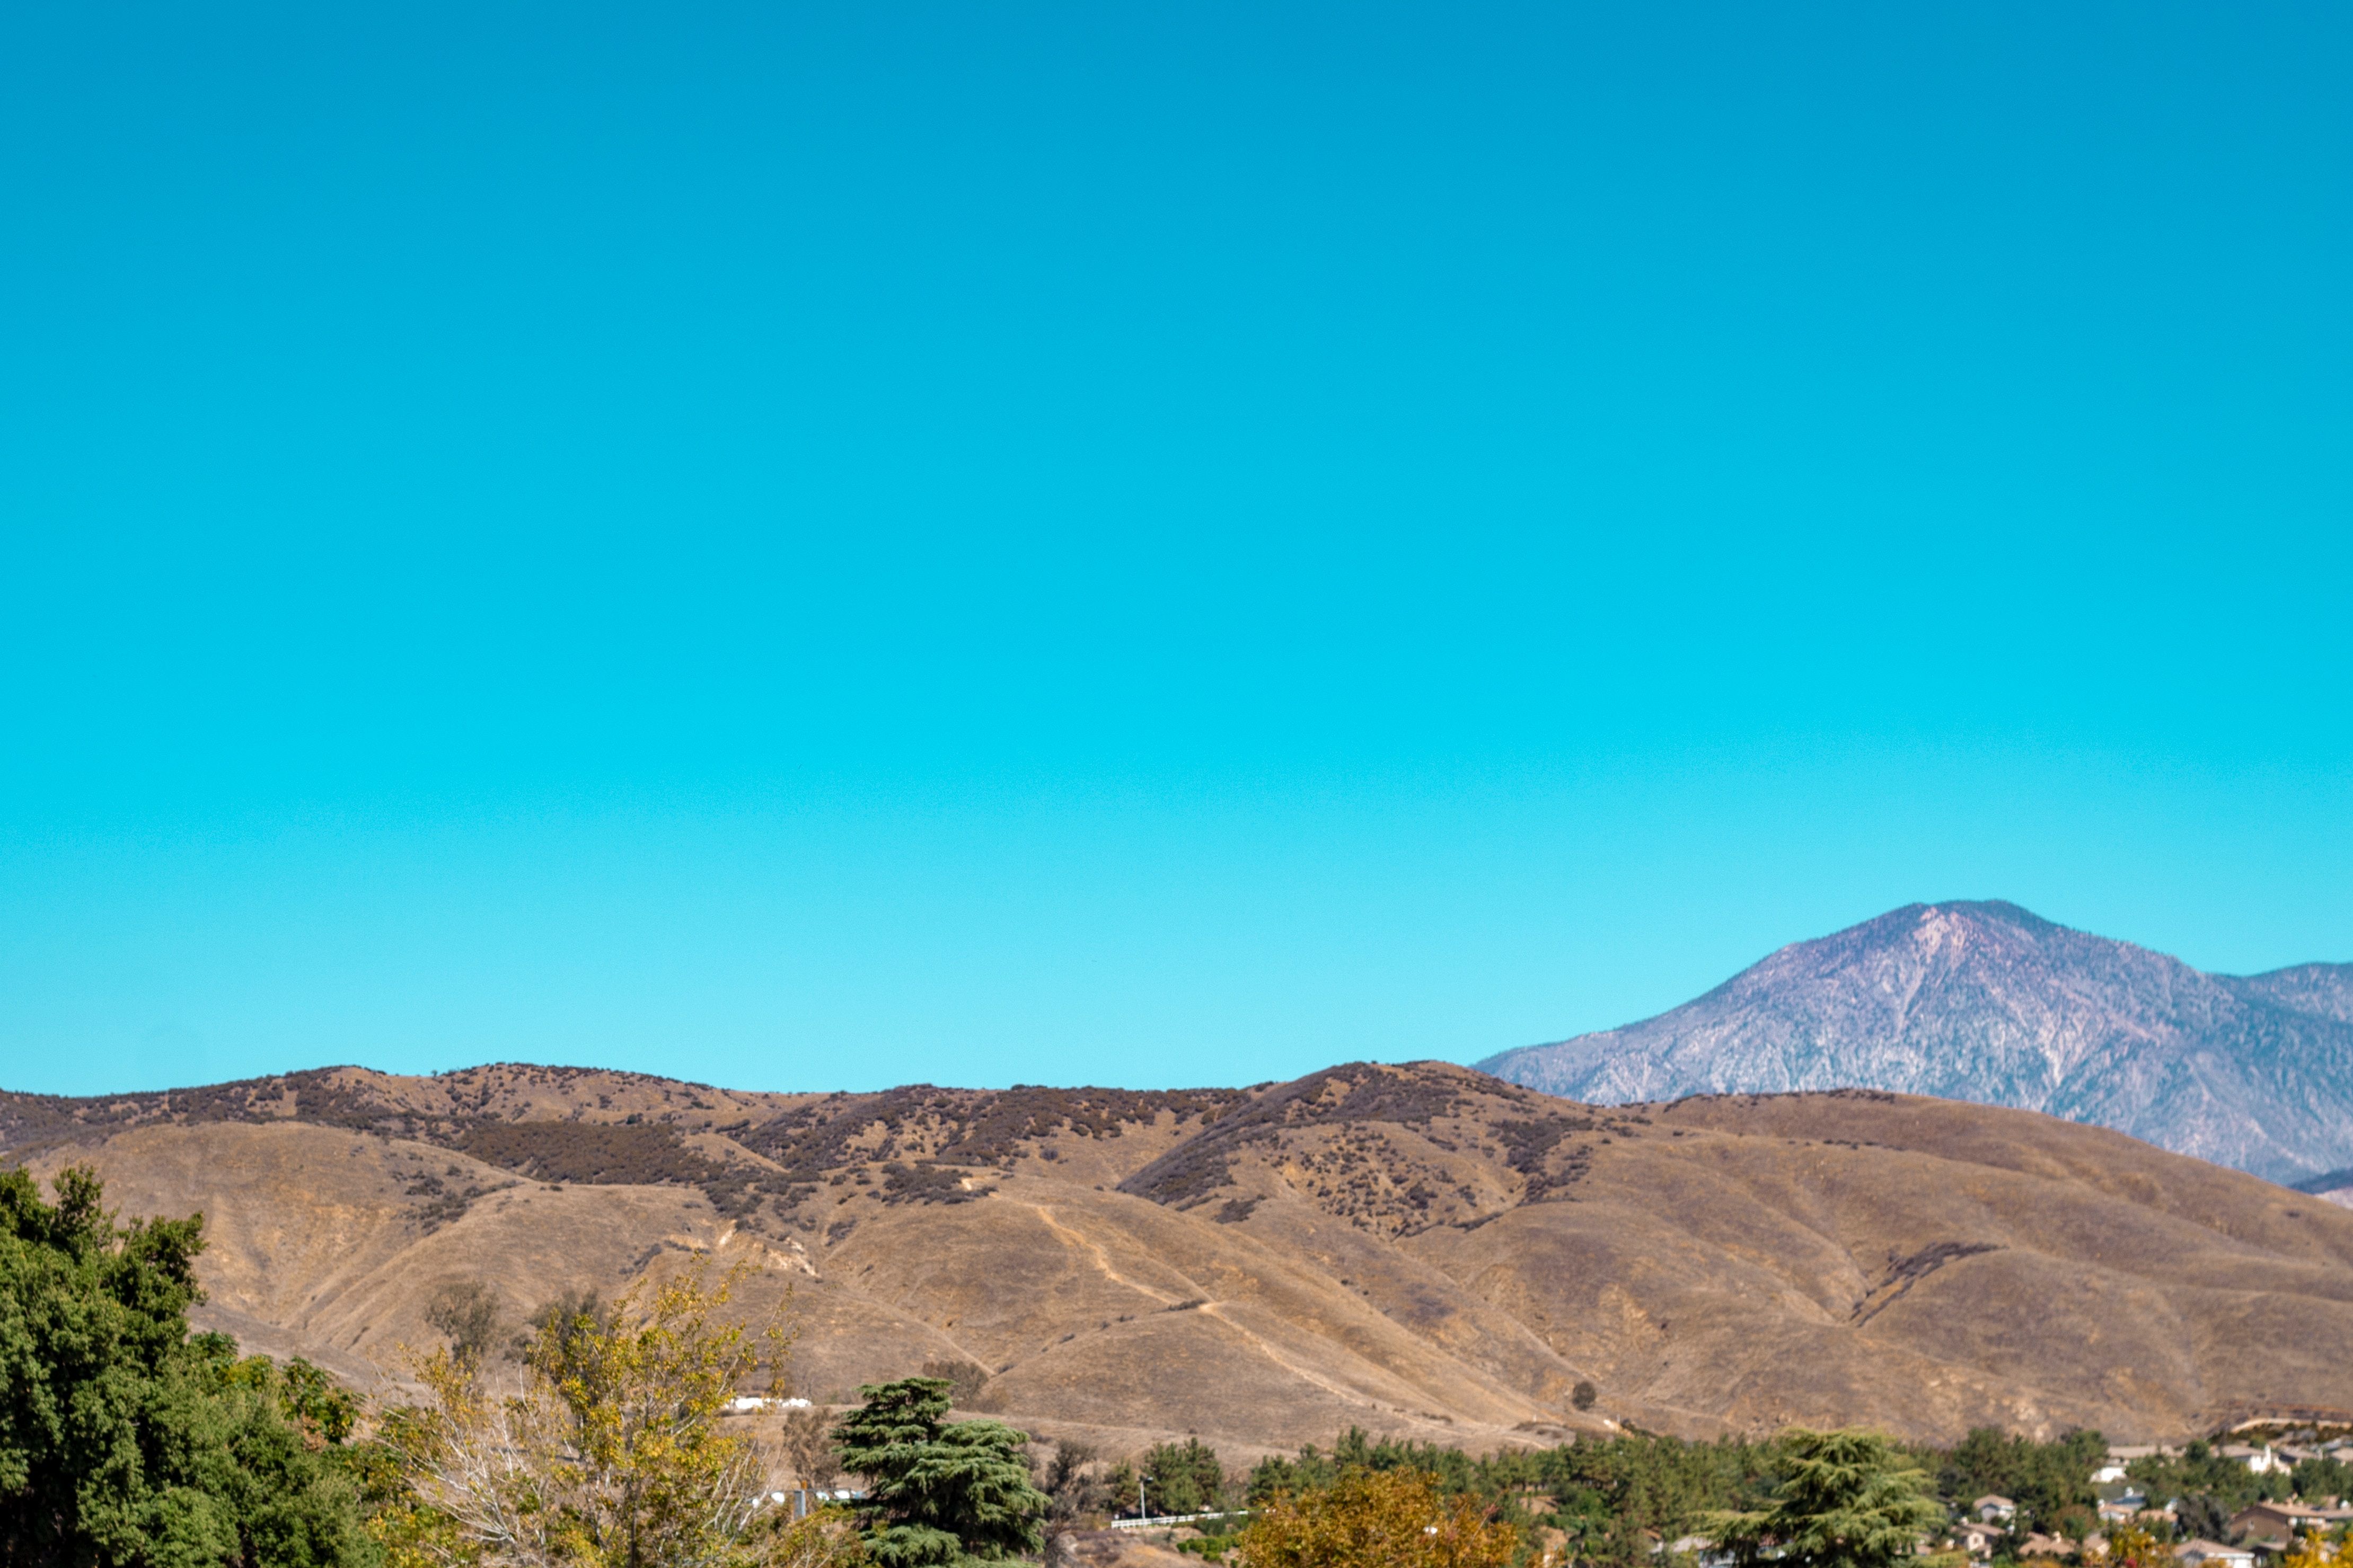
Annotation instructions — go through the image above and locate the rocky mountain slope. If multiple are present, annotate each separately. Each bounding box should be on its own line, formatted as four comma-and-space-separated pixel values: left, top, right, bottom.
8, 1059, 2353, 1453
1478, 902, 2353, 1184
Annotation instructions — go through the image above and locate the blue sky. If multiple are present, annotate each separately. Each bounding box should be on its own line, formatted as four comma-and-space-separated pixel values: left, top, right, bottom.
3, 3, 2349, 1096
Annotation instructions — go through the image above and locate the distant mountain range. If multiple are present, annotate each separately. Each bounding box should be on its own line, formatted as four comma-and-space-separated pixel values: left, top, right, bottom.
12, 1059, 2353, 1446
1478, 901, 2353, 1185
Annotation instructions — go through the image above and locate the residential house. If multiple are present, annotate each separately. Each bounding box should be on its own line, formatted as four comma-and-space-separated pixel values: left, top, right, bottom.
2227, 1503, 2353, 1546
2175, 1541, 2256, 1568
2097, 1483, 2150, 1524
2109, 1446, 2174, 1465
1976, 1496, 2020, 1525
2218, 1445, 2283, 1475
2019, 1534, 2073, 1558
1951, 1522, 2001, 1560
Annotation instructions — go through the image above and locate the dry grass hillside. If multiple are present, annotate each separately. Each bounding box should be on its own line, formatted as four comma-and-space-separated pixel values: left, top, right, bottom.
7, 1060, 2351, 1453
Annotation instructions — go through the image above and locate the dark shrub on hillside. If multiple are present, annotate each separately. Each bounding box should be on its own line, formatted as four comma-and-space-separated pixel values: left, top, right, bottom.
452, 1119, 719, 1185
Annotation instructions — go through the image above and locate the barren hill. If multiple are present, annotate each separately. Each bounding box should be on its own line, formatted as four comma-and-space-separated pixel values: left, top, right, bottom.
1479, 901, 2353, 1183
8, 1060, 2353, 1452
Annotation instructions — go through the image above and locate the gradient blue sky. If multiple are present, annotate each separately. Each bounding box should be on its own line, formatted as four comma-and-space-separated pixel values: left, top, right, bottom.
4, 3, 2349, 1097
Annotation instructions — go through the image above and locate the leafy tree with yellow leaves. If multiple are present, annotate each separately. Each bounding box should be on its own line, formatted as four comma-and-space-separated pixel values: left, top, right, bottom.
2087, 1523, 2170, 1568
741, 1504, 872, 1568
2278, 1530, 2344, 1568
372, 1261, 807, 1568
1240, 1467, 1520, 1568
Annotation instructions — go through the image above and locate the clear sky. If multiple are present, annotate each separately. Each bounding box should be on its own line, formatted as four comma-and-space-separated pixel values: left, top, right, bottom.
3, 3, 2349, 1097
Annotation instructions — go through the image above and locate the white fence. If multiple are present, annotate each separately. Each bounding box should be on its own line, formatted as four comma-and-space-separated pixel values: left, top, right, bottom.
1108, 1512, 1250, 1531
761, 1489, 867, 1519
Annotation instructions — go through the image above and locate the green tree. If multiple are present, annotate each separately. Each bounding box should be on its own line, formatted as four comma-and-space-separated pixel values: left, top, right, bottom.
832, 1377, 1048, 1568
1711, 1429, 1945, 1568
1142, 1439, 1229, 1515
2293, 1456, 2353, 1509
1041, 1442, 1110, 1525
0, 1164, 374, 1567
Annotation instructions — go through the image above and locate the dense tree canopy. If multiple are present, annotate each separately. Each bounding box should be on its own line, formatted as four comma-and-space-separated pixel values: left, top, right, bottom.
1936, 1428, 2105, 1526
1248, 1423, 1784, 1562
1139, 1438, 1230, 1516
0, 1165, 373, 1568
2127, 1439, 2297, 1518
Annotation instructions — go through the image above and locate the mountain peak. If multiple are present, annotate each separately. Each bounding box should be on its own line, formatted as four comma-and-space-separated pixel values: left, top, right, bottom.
1479, 902, 2353, 1183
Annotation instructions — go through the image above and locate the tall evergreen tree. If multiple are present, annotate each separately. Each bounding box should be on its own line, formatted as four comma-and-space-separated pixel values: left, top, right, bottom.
1711, 1429, 1945, 1568
833, 1377, 1048, 1568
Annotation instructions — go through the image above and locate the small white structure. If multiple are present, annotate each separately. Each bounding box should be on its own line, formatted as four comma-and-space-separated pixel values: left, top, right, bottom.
726, 1396, 815, 1414
2217, 1444, 2280, 1474
762, 1489, 866, 1518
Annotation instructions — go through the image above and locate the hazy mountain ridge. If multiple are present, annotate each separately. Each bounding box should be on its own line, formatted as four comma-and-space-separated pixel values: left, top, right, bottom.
2233, 962, 2353, 1025
1478, 901, 2353, 1183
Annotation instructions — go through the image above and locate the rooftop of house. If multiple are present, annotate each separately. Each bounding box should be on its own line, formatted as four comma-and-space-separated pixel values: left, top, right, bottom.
2232, 1502, 2353, 1519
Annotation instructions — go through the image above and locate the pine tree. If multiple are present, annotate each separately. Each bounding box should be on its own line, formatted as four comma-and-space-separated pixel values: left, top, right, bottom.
1711, 1429, 1946, 1568
833, 1377, 1049, 1568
